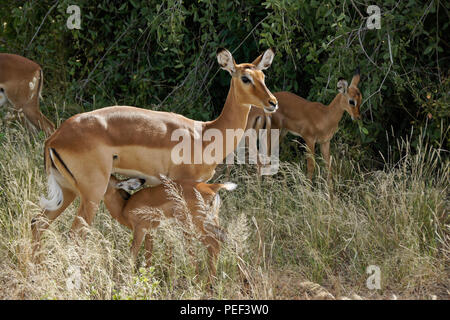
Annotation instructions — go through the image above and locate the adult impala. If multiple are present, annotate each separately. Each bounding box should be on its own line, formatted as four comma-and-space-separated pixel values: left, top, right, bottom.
0, 53, 55, 135
103, 175, 236, 281
246, 68, 362, 181
33, 47, 277, 245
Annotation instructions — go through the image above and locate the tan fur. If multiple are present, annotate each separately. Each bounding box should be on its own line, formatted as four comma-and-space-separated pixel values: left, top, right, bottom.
0, 53, 55, 136
103, 176, 231, 282
246, 73, 362, 181
33, 48, 277, 245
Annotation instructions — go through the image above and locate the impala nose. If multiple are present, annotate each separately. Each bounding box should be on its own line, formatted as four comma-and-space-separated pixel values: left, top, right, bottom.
264, 99, 278, 113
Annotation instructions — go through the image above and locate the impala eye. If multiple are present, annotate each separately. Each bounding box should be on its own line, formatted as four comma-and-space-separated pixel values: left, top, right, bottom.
241, 76, 251, 84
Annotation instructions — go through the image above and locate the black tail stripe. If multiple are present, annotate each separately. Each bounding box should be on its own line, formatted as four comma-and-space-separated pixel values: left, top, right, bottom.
51, 148, 76, 182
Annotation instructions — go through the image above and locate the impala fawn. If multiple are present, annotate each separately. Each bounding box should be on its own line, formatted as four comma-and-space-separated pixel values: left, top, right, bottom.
246, 68, 362, 182
103, 175, 237, 281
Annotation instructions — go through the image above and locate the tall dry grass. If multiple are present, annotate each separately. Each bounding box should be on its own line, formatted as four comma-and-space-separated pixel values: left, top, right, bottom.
0, 118, 448, 299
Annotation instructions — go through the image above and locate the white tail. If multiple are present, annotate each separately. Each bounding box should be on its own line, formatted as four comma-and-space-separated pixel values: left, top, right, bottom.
40, 171, 63, 211
210, 182, 237, 216
222, 182, 238, 191
0, 89, 6, 106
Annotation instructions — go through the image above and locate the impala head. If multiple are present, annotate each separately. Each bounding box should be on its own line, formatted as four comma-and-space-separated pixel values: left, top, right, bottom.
337, 67, 362, 120
217, 47, 278, 113
106, 175, 146, 201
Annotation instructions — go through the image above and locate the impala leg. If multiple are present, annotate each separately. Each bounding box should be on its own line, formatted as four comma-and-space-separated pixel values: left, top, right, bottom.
263, 125, 284, 176
144, 233, 154, 267
183, 230, 199, 273
70, 164, 111, 234
197, 215, 222, 284
7, 100, 34, 133
251, 116, 263, 176
277, 128, 287, 157
280, 128, 288, 141
130, 228, 146, 266
165, 241, 174, 268
258, 115, 272, 175
202, 235, 220, 283
320, 141, 332, 184
70, 197, 100, 237
305, 139, 316, 181
70, 190, 104, 235
32, 187, 76, 258
144, 220, 159, 268
21, 98, 55, 136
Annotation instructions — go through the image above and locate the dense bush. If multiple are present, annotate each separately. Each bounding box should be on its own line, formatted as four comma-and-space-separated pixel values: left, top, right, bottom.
0, 0, 448, 163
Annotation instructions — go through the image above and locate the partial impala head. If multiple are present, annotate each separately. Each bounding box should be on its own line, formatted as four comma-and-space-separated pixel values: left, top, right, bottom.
337, 67, 362, 120
107, 175, 146, 201
217, 47, 278, 113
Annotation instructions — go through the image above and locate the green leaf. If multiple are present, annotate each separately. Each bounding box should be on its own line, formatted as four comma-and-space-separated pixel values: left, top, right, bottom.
361, 127, 369, 135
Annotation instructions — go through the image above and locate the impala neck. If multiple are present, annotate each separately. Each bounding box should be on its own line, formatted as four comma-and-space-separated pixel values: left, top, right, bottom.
326, 94, 346, 126
205, 79, 251, 160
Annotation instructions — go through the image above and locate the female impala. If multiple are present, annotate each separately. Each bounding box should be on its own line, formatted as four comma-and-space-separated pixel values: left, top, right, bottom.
33, 47, 277, 245
246, 68, 362, 181
0, 53, 55, 135
103, 175, 236, 281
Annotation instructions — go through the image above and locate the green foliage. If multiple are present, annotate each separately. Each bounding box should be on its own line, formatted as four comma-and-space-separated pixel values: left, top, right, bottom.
0, 0, 448, 161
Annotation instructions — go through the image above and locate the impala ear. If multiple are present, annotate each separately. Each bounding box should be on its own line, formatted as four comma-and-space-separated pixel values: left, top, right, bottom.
350, 67, 361, 87
337, 78, 348, 94
252, 48, 275, 70
116, 178, 145, 193
217, 48, 236, 75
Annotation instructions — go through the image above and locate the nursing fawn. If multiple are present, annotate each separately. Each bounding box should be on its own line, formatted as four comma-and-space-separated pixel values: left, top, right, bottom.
103, 175, 237, 281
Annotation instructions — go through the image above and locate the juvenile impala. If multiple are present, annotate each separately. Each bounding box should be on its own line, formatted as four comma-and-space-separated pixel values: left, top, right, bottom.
246, 68, 362, 181
103, 175, 236, 281
33, 47, 277, 245
0, 53, 55, 135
